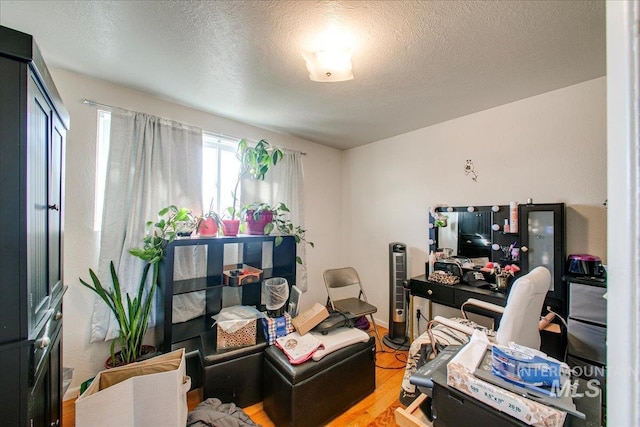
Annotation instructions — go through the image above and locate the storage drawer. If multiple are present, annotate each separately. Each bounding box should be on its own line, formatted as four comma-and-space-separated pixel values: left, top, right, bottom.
410, 280, 454, 306
569, 282, 606, 325
567, 319, 606, 364
454, 289, 505, 309
566, 354, 606, 400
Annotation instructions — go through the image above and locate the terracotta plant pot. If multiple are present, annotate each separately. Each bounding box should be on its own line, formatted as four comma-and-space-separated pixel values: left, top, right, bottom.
197, 217, 218, 236
221, 219, 241, 236
245, 210, 274, 235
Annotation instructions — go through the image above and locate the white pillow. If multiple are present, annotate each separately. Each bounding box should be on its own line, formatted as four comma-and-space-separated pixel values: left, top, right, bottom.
310, 327, 370, 361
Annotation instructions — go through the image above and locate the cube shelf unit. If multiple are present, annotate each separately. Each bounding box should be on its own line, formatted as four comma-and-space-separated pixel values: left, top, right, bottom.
156, 235, 297, 355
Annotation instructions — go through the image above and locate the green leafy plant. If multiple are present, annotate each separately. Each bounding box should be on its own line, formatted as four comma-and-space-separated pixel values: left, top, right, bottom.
241, 201, 314, 264
225, 139, 283, 220
80, 205, 192, 366
80, 262, 155, 366
130, 205, 194, 262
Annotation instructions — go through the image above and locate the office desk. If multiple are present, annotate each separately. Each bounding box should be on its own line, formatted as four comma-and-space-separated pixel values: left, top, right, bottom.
408, 275, 565, 360
408, 275, 507, 331
409, 274, 507, 309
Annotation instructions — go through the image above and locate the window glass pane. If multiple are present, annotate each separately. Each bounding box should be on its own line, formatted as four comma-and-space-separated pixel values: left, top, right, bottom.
219, 149, 240, 216
202, 133, 240, 217
94, 110, 111, 231
202, 145, 219, 213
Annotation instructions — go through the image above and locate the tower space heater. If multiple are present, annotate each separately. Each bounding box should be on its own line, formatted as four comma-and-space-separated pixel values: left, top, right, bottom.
383, 242, 410, 350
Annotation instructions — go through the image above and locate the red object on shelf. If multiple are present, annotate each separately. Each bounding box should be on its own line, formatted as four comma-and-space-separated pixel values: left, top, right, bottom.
197, 217, 218, 236
221, 219, 240, 236
245, 210, 274, 235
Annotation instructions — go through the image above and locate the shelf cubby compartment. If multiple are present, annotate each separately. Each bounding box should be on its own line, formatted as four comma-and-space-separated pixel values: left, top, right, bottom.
156, 235, 297, 355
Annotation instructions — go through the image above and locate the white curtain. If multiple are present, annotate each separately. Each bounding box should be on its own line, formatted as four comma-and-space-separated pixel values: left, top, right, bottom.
90, 109, 203, 342
241, 151, 308, 291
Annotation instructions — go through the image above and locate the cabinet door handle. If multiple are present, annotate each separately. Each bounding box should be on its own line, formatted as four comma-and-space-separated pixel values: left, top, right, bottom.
521, 246, 528, 252
427, 289, 433, 295
36, 335, 51, 348
54, 311, 62, 321
48, 204, 60, 211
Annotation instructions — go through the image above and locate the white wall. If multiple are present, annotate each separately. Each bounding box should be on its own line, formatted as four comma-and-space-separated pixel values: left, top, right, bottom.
51, 67, 343, 396
341, 77, 607, 336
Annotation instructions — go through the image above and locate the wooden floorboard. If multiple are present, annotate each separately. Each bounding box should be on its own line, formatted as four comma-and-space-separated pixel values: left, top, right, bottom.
62, 326, 409, 427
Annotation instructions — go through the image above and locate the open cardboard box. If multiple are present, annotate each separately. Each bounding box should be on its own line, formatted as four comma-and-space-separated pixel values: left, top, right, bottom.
223, 263, 263, 286
75, 349, 189, 427
446, 332, 567, 427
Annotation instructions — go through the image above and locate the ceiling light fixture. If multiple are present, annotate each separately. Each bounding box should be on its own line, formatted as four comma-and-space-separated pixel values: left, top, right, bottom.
302, 48, 353, 82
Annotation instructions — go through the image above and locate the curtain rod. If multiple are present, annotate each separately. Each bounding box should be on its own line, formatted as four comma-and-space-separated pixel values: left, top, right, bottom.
83, 98, 307, 156
82, 98, 115, 109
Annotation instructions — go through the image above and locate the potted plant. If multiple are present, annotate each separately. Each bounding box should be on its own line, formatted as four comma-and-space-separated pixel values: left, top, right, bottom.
197, 200, 221, 237
80, 205, 191, 367
221, 139, 283, 236
241, 202, 275, 235
240, 202, 314, 264
174, 210, 198, 237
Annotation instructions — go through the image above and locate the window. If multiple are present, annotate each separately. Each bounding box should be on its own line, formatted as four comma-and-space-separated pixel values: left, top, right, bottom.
202, 132, 241, 216
94, 112, 240, 228
94, 110, 111, 231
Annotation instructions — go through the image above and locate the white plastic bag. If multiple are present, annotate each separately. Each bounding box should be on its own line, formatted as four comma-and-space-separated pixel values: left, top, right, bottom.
212, 305, 264, 333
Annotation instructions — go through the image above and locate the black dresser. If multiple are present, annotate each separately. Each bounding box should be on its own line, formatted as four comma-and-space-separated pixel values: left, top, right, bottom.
565, 275, 607, 422
0, 26, 69, 427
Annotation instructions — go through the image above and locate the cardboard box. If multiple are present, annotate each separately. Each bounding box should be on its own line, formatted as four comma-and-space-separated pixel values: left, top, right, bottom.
75, 349, 190, 427
292, 303, 329, 335
446, 336, 566, 427
223, 263, 263, 286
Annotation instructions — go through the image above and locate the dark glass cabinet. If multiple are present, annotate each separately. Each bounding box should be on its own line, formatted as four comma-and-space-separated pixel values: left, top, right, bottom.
519, 203, 566, 316
429, 203, 566, 315
0, 26, 69, 427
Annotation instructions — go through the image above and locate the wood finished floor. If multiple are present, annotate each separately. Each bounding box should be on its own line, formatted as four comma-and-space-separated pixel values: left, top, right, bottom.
62, 326, 409, 427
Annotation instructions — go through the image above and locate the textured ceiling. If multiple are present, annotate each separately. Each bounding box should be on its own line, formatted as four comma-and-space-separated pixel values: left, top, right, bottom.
0, 1, 605, 150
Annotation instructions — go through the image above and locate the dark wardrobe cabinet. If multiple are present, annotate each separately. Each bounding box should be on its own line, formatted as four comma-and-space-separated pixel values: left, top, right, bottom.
0, 26, 69, 427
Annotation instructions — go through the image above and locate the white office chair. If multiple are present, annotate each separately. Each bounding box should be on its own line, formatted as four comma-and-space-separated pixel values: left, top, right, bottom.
426, 266, 552, 353
323, 267, 384, 349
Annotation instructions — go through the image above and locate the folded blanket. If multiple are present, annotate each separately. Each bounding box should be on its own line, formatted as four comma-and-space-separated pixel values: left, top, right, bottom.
187, 398, 260, 427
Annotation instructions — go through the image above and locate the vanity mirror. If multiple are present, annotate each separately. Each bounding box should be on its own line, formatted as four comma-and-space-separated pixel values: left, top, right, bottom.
428, 205, 494, 261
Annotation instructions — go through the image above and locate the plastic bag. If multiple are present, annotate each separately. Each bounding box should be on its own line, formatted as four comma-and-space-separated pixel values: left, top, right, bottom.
212, 305, 264, 333
264, 277, 289, 311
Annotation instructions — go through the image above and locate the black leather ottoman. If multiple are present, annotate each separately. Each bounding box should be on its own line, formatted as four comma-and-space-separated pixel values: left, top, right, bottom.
263, 336, 376, 427
200, 326, 268, 407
